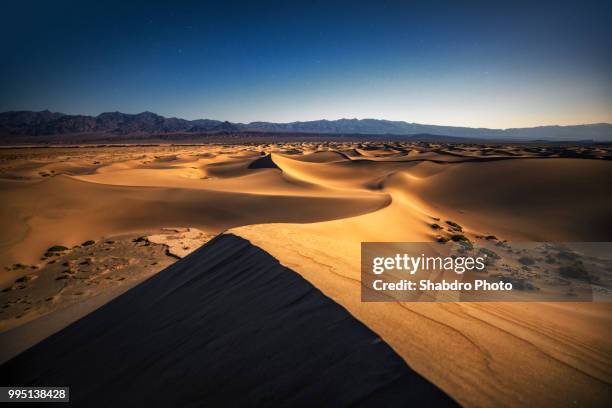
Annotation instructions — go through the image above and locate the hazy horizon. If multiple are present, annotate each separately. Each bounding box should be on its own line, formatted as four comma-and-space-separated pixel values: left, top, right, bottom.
4, 108, 612, 130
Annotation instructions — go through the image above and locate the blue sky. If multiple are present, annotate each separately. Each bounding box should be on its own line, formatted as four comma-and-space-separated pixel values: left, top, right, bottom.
2, 0, 611, 128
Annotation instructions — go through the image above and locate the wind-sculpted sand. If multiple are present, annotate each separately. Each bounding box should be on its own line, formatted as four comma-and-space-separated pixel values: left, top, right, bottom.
1, 142, 611, 406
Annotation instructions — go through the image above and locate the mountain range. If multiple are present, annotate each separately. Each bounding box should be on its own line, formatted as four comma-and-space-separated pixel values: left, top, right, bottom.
1, 110, 611, 142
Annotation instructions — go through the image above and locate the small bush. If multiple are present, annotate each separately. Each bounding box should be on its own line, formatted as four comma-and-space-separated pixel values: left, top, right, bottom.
559, 263, 589, 280
450, 234, 470, 242
479, 248, 500, 260
446, 221, 463, 231
81, 240, 95, 246
498, 276, 538, 291
47, 245, 69, 252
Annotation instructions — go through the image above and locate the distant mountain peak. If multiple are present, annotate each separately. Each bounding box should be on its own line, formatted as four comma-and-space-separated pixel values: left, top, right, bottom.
0, 110, 611, 141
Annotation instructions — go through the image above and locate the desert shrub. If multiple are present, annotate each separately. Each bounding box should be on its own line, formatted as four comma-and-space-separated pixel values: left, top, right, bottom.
479, 248, 500, 260
450, 234, 470, 242
81, 240, 95, 246
498, 276, 538, 291
559, 263, 590, 280
446, 220, 462, 228
47, 245, 68, 252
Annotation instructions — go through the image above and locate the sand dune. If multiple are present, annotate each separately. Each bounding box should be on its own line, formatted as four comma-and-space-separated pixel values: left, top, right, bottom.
403, 158, 612, 240
1, 234, 457, 406
230, 154, 612, 407
0, 173, 387, 284
1, 143, 611, 406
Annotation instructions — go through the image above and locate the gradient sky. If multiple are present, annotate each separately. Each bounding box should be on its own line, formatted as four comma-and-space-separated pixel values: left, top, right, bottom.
2, 0, 611, 128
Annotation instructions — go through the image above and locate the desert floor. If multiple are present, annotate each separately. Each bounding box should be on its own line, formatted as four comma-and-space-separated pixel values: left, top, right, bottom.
1, 142, 611, 406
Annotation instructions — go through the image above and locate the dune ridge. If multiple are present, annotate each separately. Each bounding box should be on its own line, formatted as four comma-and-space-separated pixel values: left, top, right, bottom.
1, 234, 457, 407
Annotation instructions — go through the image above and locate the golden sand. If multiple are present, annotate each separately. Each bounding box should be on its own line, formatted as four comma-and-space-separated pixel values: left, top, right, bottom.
1, 143, 611, 406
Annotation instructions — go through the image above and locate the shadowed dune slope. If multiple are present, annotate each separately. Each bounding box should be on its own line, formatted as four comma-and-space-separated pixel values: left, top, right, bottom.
247, 153, 279, 169
0, 234, 456, 407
